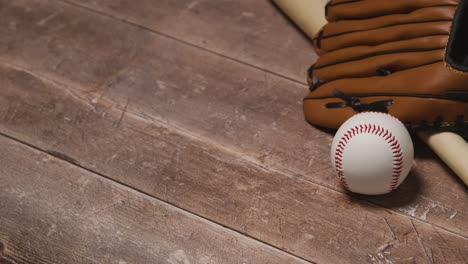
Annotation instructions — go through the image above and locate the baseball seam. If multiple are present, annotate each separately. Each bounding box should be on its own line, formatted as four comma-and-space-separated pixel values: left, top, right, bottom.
335, 124, 404, 192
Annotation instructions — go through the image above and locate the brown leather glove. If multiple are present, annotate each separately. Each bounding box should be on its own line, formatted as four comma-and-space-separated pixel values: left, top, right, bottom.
304, 0, 468, 130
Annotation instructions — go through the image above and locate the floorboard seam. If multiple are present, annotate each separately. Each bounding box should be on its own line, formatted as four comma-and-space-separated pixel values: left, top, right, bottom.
55, 0, 308, 88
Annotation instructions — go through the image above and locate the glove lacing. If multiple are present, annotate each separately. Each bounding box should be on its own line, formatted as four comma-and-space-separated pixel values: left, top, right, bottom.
308, 65, 394, 113
307, 64, 467, 131
326, 89, 394, 113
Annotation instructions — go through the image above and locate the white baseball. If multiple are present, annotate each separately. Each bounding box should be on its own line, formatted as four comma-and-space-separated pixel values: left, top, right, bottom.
331, 112, 414, 195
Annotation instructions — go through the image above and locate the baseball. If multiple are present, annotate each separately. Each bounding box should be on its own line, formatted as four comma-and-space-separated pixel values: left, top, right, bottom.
331, 112, 414, 195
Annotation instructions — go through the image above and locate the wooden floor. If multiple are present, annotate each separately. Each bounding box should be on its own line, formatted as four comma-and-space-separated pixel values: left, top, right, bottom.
0, 0, 466, 263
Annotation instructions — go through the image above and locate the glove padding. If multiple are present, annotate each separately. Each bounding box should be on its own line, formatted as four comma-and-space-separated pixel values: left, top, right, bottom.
304, 0, 468, 130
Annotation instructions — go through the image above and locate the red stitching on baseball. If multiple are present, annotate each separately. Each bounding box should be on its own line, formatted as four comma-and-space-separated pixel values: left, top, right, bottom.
334, 123, 404, 192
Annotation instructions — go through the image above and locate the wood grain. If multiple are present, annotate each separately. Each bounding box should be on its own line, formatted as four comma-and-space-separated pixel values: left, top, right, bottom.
1, 43, 467, 264
60, 0, 316, 82
1, 0, 465, 235
0, 135, 307, 264
0, 0, 467, 262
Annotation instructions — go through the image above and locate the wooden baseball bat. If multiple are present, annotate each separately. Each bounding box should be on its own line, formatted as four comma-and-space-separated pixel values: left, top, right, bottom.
273, 0, 468, 186
273, 0, 328, 40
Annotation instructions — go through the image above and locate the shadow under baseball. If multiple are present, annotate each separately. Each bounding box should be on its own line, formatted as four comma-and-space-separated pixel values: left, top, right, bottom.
346, 167, 422, 209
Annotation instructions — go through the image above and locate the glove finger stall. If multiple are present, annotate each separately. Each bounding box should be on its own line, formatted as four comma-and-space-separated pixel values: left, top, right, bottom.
314, 35, 448, 70
327, 0, 458, 21
315, 21, 451, 53
312, 49, 444, 82
321, 6, 456, 37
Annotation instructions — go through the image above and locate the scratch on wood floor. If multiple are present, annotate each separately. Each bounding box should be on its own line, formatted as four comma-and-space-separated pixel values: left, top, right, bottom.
420, 203, 437, 220
85, 49, 139, 103
0, 240, 5, 255
163, 182, 169, 201
47, 150, 79, 165
278, 216, 285, 248
46, 223, 58, 237
432, 226, 465, 263
459, 250, 468, 264
37, 10, 63, 26
82, 200, 122, 220
410, 220, 433, 264
53, 58, 66, 71
167, 249, 191, 264
371, 240, 400, 264
398, 204, 418, 217
0, 59, 99, 112
114, 99, 130, 128
0, 250, 15, 264
383, 218, 396, 239
187, 1, 199, 10
449, 211, 458, 220
367, 253, 377, 263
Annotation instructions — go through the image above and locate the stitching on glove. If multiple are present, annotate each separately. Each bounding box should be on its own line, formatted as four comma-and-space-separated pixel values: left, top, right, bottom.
326, 89, 394, 113
377, 67, 393, 76
309, 76, 328, 92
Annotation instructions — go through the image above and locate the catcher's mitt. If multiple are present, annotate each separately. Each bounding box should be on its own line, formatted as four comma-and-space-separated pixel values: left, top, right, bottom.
304, 0, 468, 130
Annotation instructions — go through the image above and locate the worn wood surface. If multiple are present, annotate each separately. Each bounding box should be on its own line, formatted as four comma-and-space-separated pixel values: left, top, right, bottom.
0, 0, 467, 263
2, 0, 466, 234
62, 0, 315, 82
60, 0, 468, 234
0, 136, 307, 264
2, 57, 468, 264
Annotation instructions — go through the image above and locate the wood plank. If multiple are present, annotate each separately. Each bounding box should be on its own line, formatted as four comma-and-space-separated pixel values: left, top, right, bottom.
1, 0, 466, 235
60, 0, 315, 82
0, 136, 307, 264
1, 55, 467, 263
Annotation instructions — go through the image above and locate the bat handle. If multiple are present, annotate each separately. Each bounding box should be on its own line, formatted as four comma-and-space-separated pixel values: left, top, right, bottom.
418, 131, 468, 185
